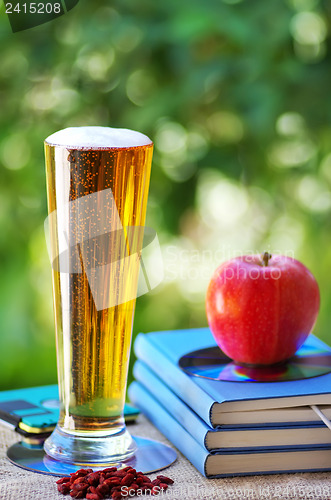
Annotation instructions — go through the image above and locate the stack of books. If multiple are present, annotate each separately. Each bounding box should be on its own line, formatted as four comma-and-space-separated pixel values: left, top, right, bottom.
128, 328, 331, 478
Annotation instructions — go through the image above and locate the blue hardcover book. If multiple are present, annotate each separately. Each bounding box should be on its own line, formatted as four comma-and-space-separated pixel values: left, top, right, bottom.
133, 329, 331, 427
133, 360, 331, 451
128, 381, 331, 478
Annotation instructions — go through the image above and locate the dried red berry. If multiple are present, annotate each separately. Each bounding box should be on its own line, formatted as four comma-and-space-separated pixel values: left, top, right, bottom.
87, 486, 97, 494
72, 483, 88, 492
121, 473, 134, 487
87, 472, 100, 486
121, 466, 133, 472
98, 473, 105, 484
112, 493, 122, 500
70, 491, 85, 498
57, 483, 71, 495
102, 467, 117, 473
157, 475, 174, 484
56, 477, 71, 485
72, 476, 87, 485
96, 483, 109, 496
124, 487, 135, 496
70, 471, 86, 482
138, 474, 151, 483
159, 483, 169, 490
110, 486, 121, 494
86, 494, 101, 500
104, 478, 121, 487
112, 471, 126, 478
151, 479, 161, 486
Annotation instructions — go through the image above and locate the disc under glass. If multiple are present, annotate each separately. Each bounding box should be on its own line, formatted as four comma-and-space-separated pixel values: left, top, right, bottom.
7, 436, 177, 476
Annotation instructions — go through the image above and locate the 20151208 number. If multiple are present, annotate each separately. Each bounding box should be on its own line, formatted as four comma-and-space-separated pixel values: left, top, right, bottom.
5, 3, 62, 14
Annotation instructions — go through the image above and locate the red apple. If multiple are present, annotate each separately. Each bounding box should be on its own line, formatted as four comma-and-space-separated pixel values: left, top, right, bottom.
206, 253, 320, 365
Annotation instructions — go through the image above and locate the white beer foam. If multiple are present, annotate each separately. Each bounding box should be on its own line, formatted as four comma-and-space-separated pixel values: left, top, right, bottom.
45, 126, 152, 149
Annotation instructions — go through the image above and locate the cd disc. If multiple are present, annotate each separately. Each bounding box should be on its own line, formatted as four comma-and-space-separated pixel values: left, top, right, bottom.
7, 437, 177, 476
179, 341, 331, 382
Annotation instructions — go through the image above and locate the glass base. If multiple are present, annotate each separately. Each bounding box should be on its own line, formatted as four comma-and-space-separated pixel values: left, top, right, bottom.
7, 436, 177, 475
44, 425, 136, 464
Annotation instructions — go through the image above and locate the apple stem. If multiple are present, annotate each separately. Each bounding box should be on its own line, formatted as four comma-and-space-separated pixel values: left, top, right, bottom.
262, 252, 272, 266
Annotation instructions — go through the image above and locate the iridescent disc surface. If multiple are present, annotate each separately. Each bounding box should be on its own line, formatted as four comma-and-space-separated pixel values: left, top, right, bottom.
179, 342, 331, 382
7, 436, 177, 476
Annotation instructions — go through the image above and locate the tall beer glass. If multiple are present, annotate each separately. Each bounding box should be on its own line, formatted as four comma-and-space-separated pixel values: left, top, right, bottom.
43, 127, 153, 465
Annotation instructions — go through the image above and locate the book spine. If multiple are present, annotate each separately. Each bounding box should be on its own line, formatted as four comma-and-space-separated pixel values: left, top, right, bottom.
129, 382, 331, 478
133, 360, 211, 450
134, 333, 215, 426
128, 381, 209, 477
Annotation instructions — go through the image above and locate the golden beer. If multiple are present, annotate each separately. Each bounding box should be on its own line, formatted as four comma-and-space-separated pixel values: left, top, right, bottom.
44, 127, 153, 463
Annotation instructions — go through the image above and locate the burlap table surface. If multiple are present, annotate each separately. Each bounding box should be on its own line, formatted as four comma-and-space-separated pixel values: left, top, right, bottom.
1, 415, 331, 500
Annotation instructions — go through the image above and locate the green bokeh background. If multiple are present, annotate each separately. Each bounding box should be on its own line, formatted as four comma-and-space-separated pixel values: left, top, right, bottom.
0, 0, 331, 390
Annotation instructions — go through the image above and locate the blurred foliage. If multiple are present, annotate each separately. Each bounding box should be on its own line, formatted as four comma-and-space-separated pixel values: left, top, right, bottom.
0, 0, 331, 390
